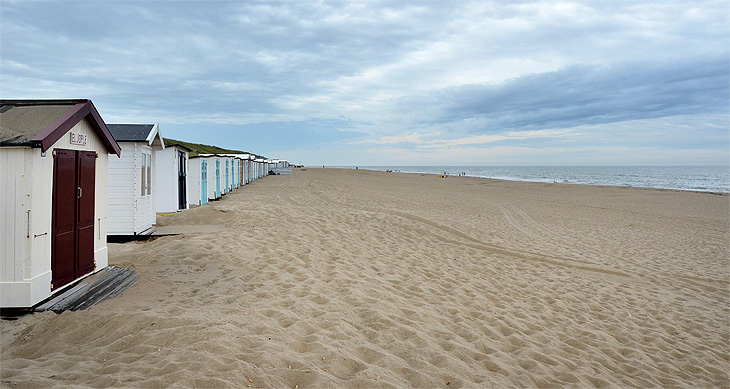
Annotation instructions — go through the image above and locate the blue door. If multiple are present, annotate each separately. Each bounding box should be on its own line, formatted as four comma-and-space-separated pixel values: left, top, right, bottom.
201, 160, 208, 205
225, 159, 229, 193
215, 159, 220, 198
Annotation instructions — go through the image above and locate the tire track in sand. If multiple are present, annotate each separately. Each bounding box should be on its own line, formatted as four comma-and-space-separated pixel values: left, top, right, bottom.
497, 204, 727, 294
381, 208, 634, 281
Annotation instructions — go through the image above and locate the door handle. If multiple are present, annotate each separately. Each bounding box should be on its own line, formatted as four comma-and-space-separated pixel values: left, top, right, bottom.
77, 187, 82, 198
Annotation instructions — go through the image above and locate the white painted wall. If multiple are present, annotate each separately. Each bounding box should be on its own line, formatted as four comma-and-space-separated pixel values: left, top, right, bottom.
107, 142, 156, 235
203, 156, 221, 201
188, 158, 202, 206
1, 118, 110, 307
155, 145, 189, 213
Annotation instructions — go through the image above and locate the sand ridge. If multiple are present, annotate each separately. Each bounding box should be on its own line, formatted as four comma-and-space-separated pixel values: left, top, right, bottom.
2, 168, 728, 387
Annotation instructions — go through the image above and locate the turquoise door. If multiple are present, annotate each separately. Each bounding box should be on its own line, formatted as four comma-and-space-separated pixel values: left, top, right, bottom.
215, 159, 220, 198
225, 159, 229, 192
201, 160, 208, 205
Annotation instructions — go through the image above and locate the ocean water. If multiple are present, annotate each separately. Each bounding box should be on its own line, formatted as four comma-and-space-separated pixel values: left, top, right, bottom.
336, 166, 730, 193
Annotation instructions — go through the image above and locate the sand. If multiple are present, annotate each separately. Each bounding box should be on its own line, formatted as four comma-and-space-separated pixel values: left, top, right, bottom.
2, 168, 729, 388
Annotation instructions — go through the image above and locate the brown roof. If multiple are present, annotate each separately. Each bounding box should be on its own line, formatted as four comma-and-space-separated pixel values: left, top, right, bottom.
0, 99, 121, 156
0, 104, 72, 144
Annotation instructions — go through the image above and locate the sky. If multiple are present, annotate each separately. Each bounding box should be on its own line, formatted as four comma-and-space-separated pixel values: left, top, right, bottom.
1, 1, 728, 166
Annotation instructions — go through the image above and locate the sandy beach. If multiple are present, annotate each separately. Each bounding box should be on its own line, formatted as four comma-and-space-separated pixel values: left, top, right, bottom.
2, 168, 728, 388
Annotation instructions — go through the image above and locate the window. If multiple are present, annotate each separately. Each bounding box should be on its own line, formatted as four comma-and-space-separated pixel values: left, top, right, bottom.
147, 153, 152, 195
141, 152, 152, 196
141, 153, 147, 196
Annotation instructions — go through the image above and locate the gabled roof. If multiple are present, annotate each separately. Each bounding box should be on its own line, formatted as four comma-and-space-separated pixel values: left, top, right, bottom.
0, 99, 121, 156
107, 123, 164, 149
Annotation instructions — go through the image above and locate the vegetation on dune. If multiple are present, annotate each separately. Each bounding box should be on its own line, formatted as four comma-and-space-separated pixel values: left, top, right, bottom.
163, 138, 246, 157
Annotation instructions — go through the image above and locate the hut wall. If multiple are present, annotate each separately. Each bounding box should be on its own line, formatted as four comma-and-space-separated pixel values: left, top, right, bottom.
1, 118, 109, 307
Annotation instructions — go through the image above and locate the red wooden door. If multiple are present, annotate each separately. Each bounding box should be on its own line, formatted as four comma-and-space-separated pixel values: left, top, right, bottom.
51, 149, 97, 290
76, 151, 96, 276
52, 150, 78, 289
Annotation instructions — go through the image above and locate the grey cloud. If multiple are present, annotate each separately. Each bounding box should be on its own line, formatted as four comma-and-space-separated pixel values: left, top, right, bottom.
405, 56, 729, 133
1, 1, 727, 164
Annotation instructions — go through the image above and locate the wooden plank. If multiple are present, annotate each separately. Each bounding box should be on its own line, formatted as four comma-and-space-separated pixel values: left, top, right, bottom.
34, 266, 138, 312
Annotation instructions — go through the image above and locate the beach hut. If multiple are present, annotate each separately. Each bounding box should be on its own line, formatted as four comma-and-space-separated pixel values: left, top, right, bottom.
0, 99, 121, 307
211, 156, 222, 199
198, 154, 222, 200
187, 156, 208, 206
106, 124, 164, 236
270, 159, 293, 175
154, 142, 192, 213
255, 157, 265, 179
251, 156, 258, 180
246, 155, 254, 183
229, 156, 236, 190
234, 157, 239, 188
238, 154, 253, 184
223, 156, 230, 194
225, 156, 234, 192
238, 157, 245, 187
244, 155, 251, 184
234, 157, 241, 189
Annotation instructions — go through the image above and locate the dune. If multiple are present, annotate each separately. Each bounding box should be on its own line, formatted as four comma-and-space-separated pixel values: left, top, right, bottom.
2, 168, 728, 387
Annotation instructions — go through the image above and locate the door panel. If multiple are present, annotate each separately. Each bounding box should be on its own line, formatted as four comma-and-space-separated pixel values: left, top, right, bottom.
178, 152, 186, 210
215, 160, 220, 198
201, 161, 208, 205
52, 150, 77, 289
52, 149, 97, 290
76, 151, 96, 276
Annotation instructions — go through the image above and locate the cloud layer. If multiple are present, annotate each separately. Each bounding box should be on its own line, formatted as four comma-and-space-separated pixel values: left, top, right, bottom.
1, 1, 727, 165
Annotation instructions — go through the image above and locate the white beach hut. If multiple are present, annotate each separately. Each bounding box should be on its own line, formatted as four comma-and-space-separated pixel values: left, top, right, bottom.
234, 157, 241, 189
250, 156, 257, 181
221, 156, 230, 195
242, 154, 251, 184
198, 154, 222, 200
237, 157, 244, 187
0, 99, 121, 307
229, 156, 236, 191
106, 124, 164, 236
231, 153, 251, 185
246, 154, 254, 183
255, 157, 265, 179
234, 157, 239, 188
251, 156, 258, 180
187, 156, 208, 206
225, 156, 234, 192
154, 141, 192, 213
270, 159, 293, 175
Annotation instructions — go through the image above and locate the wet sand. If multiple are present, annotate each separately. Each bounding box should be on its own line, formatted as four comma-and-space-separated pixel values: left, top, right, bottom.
2, 168, 728, 387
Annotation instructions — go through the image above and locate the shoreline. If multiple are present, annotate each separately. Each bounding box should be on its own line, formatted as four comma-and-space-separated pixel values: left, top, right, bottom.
2, 168, 728, 387
329, 166, 730, 194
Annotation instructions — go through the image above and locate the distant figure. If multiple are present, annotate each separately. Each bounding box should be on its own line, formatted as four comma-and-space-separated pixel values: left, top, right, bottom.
356, 167, 358, 169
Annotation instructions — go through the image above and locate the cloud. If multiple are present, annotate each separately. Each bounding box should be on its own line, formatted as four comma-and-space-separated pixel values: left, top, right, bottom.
357, 129, 577, 148
353, 131, 441, 145
0, 0, 727, 165
392, 56, 729, 135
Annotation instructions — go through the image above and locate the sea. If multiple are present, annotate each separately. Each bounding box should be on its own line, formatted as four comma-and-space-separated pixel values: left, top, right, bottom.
333, 166, 730, 193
